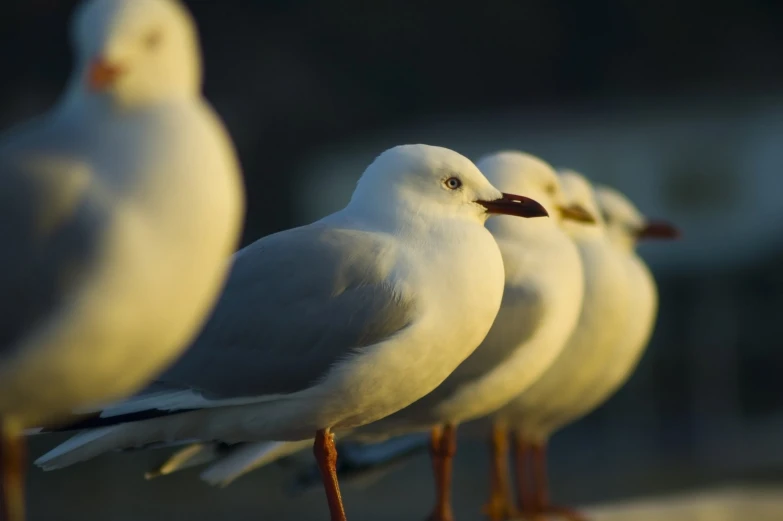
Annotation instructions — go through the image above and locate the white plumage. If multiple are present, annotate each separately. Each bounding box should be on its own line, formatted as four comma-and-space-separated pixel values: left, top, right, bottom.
34, 144, 549, 471
0, 0, 244, 432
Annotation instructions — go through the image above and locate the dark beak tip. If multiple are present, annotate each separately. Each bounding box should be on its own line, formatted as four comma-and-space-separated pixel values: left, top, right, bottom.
639, 221, 681, 240
479, 193, 549, 219
534, 205, 550, 218
517, 197, 549, 219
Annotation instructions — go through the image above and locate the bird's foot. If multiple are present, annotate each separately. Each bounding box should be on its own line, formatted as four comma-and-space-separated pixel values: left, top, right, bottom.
482, 495, 520, 521
425, 506, 455, 521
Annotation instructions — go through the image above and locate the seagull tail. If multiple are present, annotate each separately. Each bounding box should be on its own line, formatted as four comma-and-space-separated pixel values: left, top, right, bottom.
34, 414, 192, 471
34, 426, 126, 470
200, 439, 312, 487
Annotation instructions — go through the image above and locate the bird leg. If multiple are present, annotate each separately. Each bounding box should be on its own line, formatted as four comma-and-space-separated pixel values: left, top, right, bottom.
426, 423, 457, 521
512, 432, 537, 518
530, 442, 549, 512
314, 428, 347, 521
0, 419, 25, 521
482, 424, 518, 521
530, 442, 587, 521
429, 425, 444, 491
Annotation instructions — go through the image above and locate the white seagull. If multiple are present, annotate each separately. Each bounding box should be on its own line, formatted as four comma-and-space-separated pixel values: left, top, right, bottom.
34, 144, 549, 521
116, 152, 592, 521
346, 151, 591, 521
147, 182, 681, 518
0, 0, 244, 518
491, 170, 631, 521
568, 185, 679, 427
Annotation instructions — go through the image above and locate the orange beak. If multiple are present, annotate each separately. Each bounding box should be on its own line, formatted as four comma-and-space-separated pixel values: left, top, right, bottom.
87, 58, 124, 91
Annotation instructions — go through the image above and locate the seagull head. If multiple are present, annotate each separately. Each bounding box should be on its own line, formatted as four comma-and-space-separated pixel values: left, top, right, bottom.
556, 169, 608, 239
595, 185, 680, 252
477, 151, 596, 236
349, 144, 549, 225
70, 0, 201, 106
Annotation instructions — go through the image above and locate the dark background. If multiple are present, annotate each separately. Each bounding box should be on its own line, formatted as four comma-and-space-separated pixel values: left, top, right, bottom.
3, 0, 783, 519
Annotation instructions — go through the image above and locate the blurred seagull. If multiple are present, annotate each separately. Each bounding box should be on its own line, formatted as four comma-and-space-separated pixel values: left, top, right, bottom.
347, 152, 590, 521
494, 175, 679, 521
0, 0, 244, 518
491, 171, 630, 521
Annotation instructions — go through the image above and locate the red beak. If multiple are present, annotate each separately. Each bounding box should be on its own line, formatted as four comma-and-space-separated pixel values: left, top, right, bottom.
477, 193, 549, 219
87, 58, 124, 91
637, 220, 680, 240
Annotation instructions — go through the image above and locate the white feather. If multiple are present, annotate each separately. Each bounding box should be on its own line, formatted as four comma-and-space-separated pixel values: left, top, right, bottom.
35, 427, 121, 470
145, 443, 219, 479
200, 440, 313, 487
95, 390, 283, 418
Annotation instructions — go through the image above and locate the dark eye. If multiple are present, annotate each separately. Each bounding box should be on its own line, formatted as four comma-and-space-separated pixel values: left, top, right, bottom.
601, 210, 611, 222
546, 184, 557, 195
444, 177, 462, 190
144, 29, 163, 50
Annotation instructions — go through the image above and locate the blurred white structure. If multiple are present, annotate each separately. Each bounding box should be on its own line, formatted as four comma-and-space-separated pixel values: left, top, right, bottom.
584, 486, 783, 521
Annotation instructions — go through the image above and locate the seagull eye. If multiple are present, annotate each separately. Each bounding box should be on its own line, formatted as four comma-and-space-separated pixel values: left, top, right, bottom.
546, 184, 557, 195
144, 29, 163, 50
444, 177, 462, 190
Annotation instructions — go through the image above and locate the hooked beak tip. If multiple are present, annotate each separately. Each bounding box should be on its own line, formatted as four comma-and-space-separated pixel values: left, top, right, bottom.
478, 193, 549, 219
637, 220, 680, 240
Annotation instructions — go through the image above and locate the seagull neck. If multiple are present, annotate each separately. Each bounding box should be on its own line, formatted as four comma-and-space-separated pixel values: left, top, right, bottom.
486, 214, 558, 241
608, 232, 637, 253
56, 67, 199, 117
56, 75, 91, 117
339, 199, 477, 239
562, 220, 605, 240
345, 196, 422, 228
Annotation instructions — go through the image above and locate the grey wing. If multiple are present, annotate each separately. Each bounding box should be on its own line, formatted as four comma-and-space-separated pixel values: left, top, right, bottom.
0, 154, 107, 362
160, 224, 417, 398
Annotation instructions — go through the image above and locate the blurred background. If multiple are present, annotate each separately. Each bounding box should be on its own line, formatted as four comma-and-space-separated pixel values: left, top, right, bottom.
3, 0, 783, 519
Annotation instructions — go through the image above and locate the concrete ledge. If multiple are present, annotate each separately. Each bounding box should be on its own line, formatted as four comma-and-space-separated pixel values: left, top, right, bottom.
507, 486, 783, 521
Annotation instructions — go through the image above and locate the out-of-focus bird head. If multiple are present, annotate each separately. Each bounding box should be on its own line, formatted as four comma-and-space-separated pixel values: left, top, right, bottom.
70, 0, 201, 107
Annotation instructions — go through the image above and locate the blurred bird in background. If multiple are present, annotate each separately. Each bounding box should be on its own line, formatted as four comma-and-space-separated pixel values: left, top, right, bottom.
0, 0, 245, 518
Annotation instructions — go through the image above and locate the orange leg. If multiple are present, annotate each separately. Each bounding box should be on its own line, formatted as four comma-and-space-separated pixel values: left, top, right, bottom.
426, 423, 457, 521
530, 442, 588, 521
314, 428, 347, 521
482, 424, 518, 521
530, 442, 549, 512
512, 432, 537, 517
0, 420, 25, 521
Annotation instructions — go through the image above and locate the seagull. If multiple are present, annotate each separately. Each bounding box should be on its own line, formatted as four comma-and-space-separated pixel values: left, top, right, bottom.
116, 151, 591, 521
0, 0, 244, 518
578, 184, 680, 423
506, 184, 678, 513
490, 170, 631, 521
345, 151, 591, 521
140, 180, 680, 521
34, 144, 549, 521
